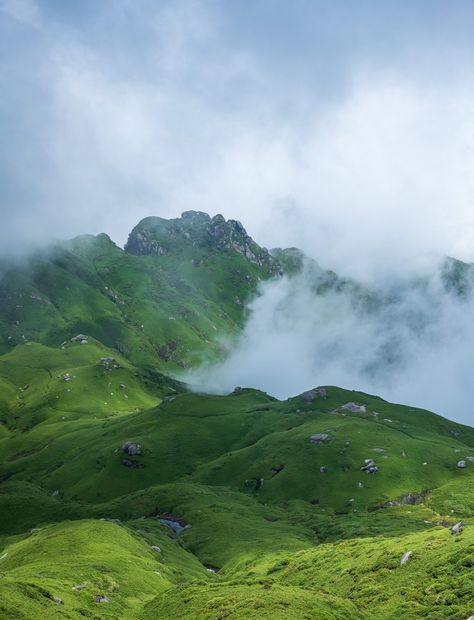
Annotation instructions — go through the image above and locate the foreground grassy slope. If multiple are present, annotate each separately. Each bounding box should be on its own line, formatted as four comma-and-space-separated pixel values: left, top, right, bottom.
1, 373, 474, 617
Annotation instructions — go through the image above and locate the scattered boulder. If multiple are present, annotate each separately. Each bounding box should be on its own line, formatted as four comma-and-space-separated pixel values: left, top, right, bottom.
150, 545, 161, 552
320, 466, 327, 473
341, 402, 366, 413
451, 521, 465, 535
360, 458, 379, 474
400, 551, 412, 566
121, 458, 144, 469
72, 584, 87, 591
71, 334, 88, 344
309, 433, 330, 444
467, 456, 474, 463
457, 460, 467, 468
95, 595, 111, 603
99, 357, 121, 369
58, 373, 72, 382
122, 441, 142, 456
51, 596, 64, 605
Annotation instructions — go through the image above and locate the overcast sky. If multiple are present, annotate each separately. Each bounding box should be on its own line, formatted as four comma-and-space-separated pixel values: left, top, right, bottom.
3, 0, 474, 279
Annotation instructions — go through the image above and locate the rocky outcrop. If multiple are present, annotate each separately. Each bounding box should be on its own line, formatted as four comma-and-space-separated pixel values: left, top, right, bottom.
341, 402, 367, 413
125, 211, 281, 274
122, 441, 142, 456
299, 388, 327, 403
309, 433, 330, 444
360, 458, 379, 474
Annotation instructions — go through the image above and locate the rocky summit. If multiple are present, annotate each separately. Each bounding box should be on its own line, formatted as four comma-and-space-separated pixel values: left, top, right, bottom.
125, 210, 281, 273
0, 212, 473, 619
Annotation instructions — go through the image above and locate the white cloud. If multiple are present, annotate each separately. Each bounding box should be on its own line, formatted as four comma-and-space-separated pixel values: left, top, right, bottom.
187, 262, 474, 424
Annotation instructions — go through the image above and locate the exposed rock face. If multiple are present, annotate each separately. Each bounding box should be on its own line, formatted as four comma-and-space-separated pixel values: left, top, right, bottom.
299, 388, 327, 403
125, 211, 280, 273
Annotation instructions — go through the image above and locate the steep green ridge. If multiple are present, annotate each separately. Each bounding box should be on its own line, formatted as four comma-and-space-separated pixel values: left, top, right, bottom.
1, 213, 474, 618
0, 212, 280, 373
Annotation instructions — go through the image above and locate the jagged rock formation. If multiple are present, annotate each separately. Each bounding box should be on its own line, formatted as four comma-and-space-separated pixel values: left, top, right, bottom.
125, 210, 281, 274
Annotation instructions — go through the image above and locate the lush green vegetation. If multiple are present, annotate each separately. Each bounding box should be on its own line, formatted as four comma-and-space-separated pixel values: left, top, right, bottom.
1, 212, 474, 618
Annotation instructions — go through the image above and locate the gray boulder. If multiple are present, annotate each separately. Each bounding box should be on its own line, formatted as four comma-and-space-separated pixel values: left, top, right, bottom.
400, 551, 412, 566
451, 521, 465, 535
360, 458, 379, 474
341, 402, 366, 413
95, 595, 111, 603
122, 441, 142, 456
457, 460, 467, 468
309, 433, 330, 444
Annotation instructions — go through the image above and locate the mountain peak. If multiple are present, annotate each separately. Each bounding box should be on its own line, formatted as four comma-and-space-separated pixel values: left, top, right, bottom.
125, 211, 281, 273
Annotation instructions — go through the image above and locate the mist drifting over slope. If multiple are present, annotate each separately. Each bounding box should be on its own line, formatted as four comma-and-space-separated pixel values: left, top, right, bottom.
188, 259, 474, 425
3, 2, 474, 423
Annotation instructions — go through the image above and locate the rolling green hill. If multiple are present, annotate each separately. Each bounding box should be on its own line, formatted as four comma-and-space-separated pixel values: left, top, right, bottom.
1, 212, 474, 619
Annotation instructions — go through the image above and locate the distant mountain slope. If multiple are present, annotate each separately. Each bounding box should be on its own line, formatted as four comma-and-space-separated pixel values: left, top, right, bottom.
0, 212, 284, 372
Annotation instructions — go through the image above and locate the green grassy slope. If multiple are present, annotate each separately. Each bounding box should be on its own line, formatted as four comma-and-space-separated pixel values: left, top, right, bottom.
0, 213, 281, 373
2, 213, 474, 618
1, 378, 474, 618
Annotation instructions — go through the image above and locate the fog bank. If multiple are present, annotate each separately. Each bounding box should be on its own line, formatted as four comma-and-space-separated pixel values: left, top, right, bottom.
188, 260, 474, 425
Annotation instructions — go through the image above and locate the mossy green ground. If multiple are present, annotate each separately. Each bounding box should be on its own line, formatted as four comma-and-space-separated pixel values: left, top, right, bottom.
1, 222, 474, 618
1, 359, 474, 618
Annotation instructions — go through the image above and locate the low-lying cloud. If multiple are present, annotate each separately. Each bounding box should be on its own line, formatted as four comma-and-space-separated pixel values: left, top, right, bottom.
188, 260, 474, 425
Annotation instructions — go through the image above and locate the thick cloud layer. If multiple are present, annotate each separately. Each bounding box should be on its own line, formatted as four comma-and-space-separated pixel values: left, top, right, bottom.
2, 1, 474, 281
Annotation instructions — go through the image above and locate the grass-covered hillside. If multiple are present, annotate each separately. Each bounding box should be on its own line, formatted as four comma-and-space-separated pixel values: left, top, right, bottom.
0, 212, 282, 373
1, 212, 474, 619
